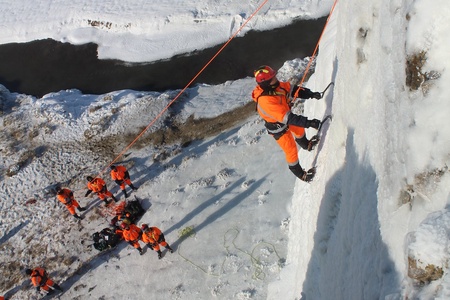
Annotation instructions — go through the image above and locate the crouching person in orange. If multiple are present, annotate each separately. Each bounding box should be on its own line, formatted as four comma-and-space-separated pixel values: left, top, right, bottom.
120, 220, 144, 255
252, 65, 322, 182
56, 186, 85, 220
141, 224, 173, 259
85, 176, 117, 205
25, 267, 62, 296
110, 165, 138, 199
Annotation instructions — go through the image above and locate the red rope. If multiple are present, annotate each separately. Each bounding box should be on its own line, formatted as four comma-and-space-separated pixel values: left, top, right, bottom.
293, 0, 339, 99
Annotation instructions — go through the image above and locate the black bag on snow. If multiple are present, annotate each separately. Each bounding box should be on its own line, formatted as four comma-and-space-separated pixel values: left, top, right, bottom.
92, 227, 121, 251
125, 200, 145, 220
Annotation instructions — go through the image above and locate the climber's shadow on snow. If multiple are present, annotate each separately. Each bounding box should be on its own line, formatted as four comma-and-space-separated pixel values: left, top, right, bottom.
300, 129, 399, 299
166, 176, 265, 250
44, 242, 129, 299
131, 126, 241, 189
0, 220, 30, 246
81, 198, 105, 216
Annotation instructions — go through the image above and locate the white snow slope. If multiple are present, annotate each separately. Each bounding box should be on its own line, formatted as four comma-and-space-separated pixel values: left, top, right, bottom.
1, 0, 450, 299
269, 0, 450, 299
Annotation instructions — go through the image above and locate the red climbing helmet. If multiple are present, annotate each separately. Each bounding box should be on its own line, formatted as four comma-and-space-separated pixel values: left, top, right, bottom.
254, 65, 276, 84
120, 222, 129, 229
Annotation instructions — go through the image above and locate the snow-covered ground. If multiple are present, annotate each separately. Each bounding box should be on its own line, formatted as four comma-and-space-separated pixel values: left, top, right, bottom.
1, 0, 450, 299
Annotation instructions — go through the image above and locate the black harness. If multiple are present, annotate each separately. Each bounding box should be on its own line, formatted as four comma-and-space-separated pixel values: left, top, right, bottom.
255, 87, 291, 140
31, 270, 48, 287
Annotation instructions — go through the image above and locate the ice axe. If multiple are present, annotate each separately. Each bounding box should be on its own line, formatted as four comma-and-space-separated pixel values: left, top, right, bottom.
318, 82, 334, 99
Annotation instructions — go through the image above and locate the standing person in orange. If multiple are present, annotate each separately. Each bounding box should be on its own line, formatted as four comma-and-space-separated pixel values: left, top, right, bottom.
141, 224, 173, 259
25, 267, 62, 295
120, 220, 144, 255
252, 65, 322, 182
55, 186, 85, 220
110, 165, 138, 199
85, 176, 117, 205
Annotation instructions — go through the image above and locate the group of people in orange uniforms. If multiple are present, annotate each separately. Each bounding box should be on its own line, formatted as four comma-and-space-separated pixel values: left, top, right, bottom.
23, 223, 173, 296
23, 165, 141, 297
56, 164, 138, 219
23, 164, 173, 296
117, 219, 174, 259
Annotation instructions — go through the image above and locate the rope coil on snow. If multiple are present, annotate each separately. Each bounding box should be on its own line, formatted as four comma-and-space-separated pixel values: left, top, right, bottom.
177, 227, 282, 280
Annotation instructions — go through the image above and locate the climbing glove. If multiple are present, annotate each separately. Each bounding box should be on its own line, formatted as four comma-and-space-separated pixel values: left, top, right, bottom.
312, 92, 322, 99
306, 119, 321, 129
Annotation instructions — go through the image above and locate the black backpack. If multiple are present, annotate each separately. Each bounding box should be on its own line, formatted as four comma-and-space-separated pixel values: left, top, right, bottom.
125, 200, 145, 219
92, 228, 121, 251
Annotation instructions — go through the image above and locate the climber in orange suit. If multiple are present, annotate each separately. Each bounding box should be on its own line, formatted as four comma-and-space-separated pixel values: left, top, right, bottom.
25, 267, 62, 295
56, 186, 85, 219
85, 176, 117, 205
141, 224, 173, 259
252, 65, 322, 182
120, 220, 144, 255
110, 165, 137, 199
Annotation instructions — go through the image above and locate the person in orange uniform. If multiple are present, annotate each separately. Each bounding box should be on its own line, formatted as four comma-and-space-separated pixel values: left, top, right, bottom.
110, 165, 138, 199
25, 267, 62, 295
85, 176, 117, 205
252, 65, 322, 182
141, 224, 173, 259
120, 220, 144, 255
56, 186, 86, 219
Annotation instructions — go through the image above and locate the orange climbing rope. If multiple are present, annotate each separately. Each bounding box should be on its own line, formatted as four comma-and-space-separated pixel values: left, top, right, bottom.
95, 0, 270, 177
94, 0, 339, 179
293, 0, 339, 99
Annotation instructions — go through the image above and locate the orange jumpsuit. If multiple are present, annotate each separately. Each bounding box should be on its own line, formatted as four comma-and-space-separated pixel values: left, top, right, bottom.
110, 165, 133, 191
122, 224, 142, 249
87, 178, 113, 201
56, 188, 81, 215
141, 226, 169, 252
29, 267, 56, 293
252, 81, 307, 167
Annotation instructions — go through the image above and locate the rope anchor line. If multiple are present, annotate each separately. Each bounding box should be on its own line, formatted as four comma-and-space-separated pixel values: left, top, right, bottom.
294, 0, 340, 99
94, 0, 270, 178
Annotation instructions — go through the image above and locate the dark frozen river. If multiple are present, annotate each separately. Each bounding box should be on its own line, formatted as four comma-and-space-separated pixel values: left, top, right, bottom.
0, 17, 326, 97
